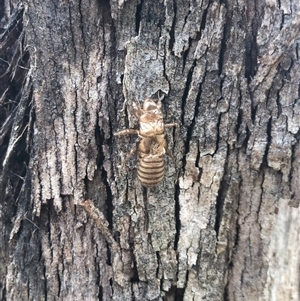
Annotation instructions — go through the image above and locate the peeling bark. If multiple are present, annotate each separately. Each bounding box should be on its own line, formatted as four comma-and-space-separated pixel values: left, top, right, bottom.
1, 0, 300, 300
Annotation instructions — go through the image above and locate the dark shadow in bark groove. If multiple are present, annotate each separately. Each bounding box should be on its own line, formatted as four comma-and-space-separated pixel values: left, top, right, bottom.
135, 0, 143, 35
245, 35, 258, 80
95, 120, 114, 229
180, 62, 196, 165
130, 241, 140, 283
181, 61, 200, 176
261, 116, 272, 168
182, 38, 192, 71
174, 181, 180, 250
200, 5, 208, 31
165, 285, 185, 301
218, 8, 229, 76
214, 146, 229, 238
168, 0, 177, 53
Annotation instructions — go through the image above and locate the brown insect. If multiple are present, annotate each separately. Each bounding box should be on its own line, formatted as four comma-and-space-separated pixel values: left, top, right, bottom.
114, 98, 178, 188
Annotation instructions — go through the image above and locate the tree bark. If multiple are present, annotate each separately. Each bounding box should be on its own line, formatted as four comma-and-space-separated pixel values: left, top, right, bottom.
1, 0, 300, 300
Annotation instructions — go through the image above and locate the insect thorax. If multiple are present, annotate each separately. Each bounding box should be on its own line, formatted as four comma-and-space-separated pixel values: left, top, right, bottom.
139, 113, 165, 137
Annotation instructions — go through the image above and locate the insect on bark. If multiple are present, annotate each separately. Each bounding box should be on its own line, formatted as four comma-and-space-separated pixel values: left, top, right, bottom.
114, 98, 178, 188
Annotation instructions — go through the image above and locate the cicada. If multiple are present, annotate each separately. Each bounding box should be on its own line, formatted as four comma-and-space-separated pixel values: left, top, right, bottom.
115, 98, 177, 187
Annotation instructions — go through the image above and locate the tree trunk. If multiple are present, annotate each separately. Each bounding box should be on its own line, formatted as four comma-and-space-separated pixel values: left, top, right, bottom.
1, 0, 300, 300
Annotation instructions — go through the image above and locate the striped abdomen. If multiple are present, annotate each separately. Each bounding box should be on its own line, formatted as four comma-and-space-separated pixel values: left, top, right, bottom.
137, 155, 165, 188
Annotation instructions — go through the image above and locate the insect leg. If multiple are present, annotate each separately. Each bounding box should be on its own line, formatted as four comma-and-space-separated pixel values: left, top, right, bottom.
114, 129, 139, 136
165, 123, 179, 128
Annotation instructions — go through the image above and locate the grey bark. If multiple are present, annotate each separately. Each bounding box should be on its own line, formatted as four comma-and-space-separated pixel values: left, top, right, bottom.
0, 0, 300, 300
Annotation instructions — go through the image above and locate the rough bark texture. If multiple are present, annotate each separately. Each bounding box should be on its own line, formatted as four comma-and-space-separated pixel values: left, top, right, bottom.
1, 0, 300, 300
